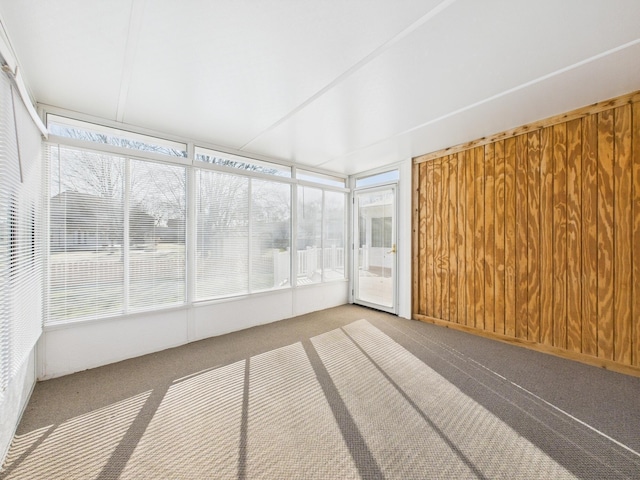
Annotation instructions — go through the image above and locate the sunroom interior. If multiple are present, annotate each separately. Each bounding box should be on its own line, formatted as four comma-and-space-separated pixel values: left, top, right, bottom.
1, 0, 640, 477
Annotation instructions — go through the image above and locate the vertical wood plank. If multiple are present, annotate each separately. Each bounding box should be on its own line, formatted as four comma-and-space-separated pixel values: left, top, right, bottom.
527, 131, 541, 344
465, 149, 476, 327
425, 161, 435, 318
582, 114, 599, 357
613, 105, 632, 364
494, 140, 506, 335
566, 118, 583, 353
474, 146, 485, 331
416, 163, 427, 316
484, 143, 496, 333
540, 127, 555, 346
433, 158, 443, 319
633, 102, 640, 367
553, 123, 568, 350
449, 154, 458, 323
597, 109, 615, 360
457, 153, 467, 325
504, 137, 516, 337
515, 134, 529, 340
441, 156, 450, 321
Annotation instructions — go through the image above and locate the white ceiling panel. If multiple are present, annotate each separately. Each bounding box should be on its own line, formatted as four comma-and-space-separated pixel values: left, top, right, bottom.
319, 39, 640, 174
0, 0, 639, 174
245, 0, 640, 171
0, 0, 133, 119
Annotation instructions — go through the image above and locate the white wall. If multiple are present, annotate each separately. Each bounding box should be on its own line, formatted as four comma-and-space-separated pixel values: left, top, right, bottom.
38, 281, 348, 379
0, 351, 36, 464
397, 158, 413, 320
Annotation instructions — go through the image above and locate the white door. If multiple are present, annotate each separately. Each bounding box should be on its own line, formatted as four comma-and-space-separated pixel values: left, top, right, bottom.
354, 186, 397, 313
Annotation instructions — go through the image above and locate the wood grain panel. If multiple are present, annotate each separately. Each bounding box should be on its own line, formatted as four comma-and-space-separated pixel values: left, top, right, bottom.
539, 127, 554, 346
484, 143, 495, 332
504, 137, 516, 337
441, 157, 450, 321
613, 105, 632, 364
414, 91, 640, 165
633, 102, 640, 367
566, 118, 583, 353
527, 131, 541, 344
433, 158, 443, 319
412, 91, 640, 375
597, 109, 615, 360
494, 140, 506, 335
425, 161, 435, 317
581, 114, 599, 357
553, 123, 568, 350
515, 134, 529, 340
417, 163, 427, 316
449, 155, 458, 323
457, 153, 467, 325
474, 146, 485, 331
465, 149, 475, 327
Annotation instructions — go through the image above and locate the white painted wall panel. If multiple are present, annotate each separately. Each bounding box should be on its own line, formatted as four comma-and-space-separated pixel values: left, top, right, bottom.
39, 282, 349, 379
293, 281, 349, 317
0, 350, 35, 464
40, 308, 190, 379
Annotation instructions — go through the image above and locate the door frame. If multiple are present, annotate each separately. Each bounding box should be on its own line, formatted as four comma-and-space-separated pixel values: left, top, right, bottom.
352, 182, 398, 314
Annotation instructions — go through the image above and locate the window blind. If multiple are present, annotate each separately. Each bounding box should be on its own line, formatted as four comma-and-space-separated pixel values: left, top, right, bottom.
129, 160, 186, 309
250, 179, 291, 291
323, 191, 346, 281
0, 71, 43, 394
297, 186, 323, 284
196, 170, 249, 299
48, 146, 125, 321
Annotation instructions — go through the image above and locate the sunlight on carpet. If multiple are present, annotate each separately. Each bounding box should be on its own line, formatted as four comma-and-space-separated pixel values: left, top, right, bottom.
2, 392, 150, 479
4, 319, 635, 479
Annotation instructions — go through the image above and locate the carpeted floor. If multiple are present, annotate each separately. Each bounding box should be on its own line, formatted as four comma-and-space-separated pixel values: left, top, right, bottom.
2, 305, 639, 479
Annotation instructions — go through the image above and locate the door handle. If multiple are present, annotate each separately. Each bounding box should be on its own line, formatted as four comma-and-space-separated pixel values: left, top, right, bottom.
387, 244, 396, 254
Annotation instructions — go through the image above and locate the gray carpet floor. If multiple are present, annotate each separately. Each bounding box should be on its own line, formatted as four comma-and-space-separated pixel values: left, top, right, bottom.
2, 305, 639, 479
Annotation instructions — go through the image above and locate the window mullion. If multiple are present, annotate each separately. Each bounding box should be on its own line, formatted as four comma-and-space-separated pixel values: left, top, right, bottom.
123, 158, 130, 314
248, 178, 253, 294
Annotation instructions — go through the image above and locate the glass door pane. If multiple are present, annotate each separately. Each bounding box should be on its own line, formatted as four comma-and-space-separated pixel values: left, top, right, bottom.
354, 186, 396, 313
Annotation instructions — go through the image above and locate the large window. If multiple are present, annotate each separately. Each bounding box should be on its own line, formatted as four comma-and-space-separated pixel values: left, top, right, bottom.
195, 171, 291, 300
49, 146, 186, 322
46, 119, 347, 323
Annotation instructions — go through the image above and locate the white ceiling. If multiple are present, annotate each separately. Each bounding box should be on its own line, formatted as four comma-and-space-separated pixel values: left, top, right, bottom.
1, 0, 639, 174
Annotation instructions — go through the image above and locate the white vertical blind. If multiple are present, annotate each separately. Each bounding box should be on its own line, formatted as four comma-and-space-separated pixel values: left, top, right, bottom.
0, 71, 43, 394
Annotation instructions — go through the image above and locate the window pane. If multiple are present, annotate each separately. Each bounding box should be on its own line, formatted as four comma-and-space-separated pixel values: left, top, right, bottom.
47, 115, 187, 158
371, 217, 392, 248
250, 180, 291, 291
129, 160, 186, 309
297, 169, 345, 187
196, 170, 249, 299
323, 191, 346, 281
49, 147, 124, 321
195, 147, 291, 177
355, 170, 399, 188
296, 186, 322, 285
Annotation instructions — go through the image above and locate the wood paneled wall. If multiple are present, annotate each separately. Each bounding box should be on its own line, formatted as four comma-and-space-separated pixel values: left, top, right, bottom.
412, 91, 640, 376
